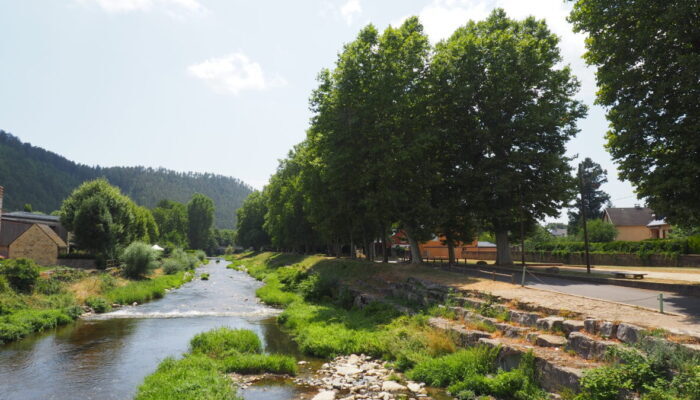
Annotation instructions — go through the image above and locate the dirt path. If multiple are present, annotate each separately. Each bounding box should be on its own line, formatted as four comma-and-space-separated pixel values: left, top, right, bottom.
384, 265, 700, 339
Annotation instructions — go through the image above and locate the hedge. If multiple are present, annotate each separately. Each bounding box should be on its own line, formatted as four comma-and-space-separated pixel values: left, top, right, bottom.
532, 236, 700, 256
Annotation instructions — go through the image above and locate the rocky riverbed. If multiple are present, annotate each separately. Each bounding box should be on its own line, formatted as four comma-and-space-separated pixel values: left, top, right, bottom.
293, 354, 432, 400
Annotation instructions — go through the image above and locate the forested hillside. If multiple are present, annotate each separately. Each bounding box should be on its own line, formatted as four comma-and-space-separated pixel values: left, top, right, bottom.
0, 131, 252, 228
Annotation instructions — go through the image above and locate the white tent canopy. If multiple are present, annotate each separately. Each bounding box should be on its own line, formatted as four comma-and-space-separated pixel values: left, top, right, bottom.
151, 244, 165, 251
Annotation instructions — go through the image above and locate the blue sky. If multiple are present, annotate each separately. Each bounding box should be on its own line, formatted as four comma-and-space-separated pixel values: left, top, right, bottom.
0, 0, 638, 221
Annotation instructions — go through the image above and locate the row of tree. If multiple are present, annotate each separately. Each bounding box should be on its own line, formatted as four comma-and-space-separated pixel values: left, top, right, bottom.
60, 179, 234, 262
237, 10, 587, 265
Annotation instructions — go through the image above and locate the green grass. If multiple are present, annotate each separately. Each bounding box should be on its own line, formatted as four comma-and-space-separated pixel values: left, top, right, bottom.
220, 353, 297, 375
104, 271, 192, 305
190, 327, 262, 357
407, 347, 499, 387
134, 355, 239, 400
0, 308, 78, 343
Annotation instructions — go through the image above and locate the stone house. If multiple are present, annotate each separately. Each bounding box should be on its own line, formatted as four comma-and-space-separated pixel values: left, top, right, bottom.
0, 220, 68, 265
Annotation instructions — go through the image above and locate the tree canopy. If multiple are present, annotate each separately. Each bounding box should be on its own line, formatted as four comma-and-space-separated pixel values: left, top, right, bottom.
569, 0, 700, 227
568, 158, 611, 235
187, 193, 215, 251
235, 10, 586, 265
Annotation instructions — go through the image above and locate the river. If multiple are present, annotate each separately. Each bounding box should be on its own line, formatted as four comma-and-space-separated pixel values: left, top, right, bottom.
0, 260, 309, 400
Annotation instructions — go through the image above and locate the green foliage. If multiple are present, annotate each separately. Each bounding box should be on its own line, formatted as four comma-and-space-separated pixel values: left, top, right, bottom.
85, 296, 112, 313
220, 353, 297, 375
406, 347, 499, 387
0, 258, 40, 293
152, 199, 189, 249
580, 220, 617, 243
134, 355, 238, 400
34, 278, 66, 295
190, 327, 262, 358
569, 0, 700, 229
533, 238, 695, 256
187, 193, 215, 250
200, 273, 210, 281
235, 191, 270, 251
568, 158, 612, 235
121, 242, 158, 278
0, 130, 251, 229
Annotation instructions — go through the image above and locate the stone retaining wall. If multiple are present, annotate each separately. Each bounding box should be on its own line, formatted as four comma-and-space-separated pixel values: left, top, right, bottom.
57, 258, 97, 269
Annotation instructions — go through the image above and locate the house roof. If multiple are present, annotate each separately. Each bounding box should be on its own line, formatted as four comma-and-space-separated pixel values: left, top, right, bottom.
646, 219, 669, 228
0, 220, 67, 248
604, 207, 655, 226
3, 211, 61, 224
0, 220, 32, 246
36, 224, 67, 248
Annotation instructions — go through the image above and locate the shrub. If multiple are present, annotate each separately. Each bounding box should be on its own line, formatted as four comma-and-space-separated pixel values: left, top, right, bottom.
34, 278, 65, 295
407, 346, 499, 387
580, 220, 617, 242
220, 353, 297, 375
50, 267, 89, 282
134, 355, 236, 400
162, 258, 183, 275
201, 273, 210, 280
85, 296, 112, 313
190, 328, 262, 358
0, 258, 40, 293
0, 275, 12, 294
121, 242, 157, 278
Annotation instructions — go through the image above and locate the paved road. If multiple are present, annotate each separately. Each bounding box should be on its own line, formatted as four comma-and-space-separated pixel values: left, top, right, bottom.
462, 267, 700, 318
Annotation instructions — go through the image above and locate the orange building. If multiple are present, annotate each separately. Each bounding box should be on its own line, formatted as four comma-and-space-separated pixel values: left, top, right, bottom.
418, 236, 496, 260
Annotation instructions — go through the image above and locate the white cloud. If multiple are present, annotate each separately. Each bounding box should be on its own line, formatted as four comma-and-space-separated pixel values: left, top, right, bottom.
77, 0, 206, 17
188, 53, 287, 95
340, 0, 362, 25
405, 0, 595, 102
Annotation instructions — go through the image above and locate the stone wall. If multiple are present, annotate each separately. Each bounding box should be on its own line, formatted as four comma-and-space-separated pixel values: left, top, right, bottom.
58, 258, 97, 269
9, 225, 59, 265
513, 250, 700, 267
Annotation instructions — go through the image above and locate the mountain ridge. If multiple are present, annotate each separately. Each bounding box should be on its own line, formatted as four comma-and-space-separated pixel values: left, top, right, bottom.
0, 130, 252, 228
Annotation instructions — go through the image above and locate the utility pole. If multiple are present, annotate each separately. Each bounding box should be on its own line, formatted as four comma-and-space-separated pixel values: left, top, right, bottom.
579, 163, 592, 274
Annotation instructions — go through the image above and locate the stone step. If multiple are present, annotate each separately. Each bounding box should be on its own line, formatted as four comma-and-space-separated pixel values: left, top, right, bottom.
532, 334, 568, 348
567, 332, 618, 360
509, 310, 542, 327
428, 317, 492, 346
477, 337, 596, 393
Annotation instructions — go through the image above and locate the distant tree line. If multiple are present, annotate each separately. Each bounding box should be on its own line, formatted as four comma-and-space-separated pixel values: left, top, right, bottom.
0, 130, 252, 228
236, 10, 587, 265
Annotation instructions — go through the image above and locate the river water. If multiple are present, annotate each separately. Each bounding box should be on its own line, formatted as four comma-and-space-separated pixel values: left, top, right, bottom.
0, 260, 308, 400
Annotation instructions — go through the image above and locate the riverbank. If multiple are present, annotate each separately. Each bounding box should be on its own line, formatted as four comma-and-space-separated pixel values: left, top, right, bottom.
0, 258, 198, 343
221, 252, 699, 400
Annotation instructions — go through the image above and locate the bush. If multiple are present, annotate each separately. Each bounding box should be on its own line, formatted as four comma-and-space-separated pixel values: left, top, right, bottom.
580, 220, 617, 242
0, 276, 10, 294
34, 278, 65, 295
162, 258, 183, 275
85, 296, 112, 313
134, 355, 237, 400
220, 353, 297, 375
201, 273, 210, 280
190, 327, 262, 358
0, 258, 40, 293
407, 347, 499, 387
121, 242, 158, 278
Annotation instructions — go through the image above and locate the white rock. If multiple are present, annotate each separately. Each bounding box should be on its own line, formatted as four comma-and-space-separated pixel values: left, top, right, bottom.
336, 365, 363, 375
407, 383, 422, 393
298, 360, 308, 365
381, 381, 406, 392
313, 391, 337, 400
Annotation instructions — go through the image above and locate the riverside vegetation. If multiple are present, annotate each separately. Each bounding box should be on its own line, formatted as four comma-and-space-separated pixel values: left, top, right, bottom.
134, 327, 297, 400
0, 246, 206, 343
217, 252, 698, 400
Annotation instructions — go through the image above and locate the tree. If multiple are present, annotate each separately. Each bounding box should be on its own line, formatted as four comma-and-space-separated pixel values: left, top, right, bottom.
569, 0, 700, 228
235, 191, 270, 250
152, 200, 189, 248
187, 193, 214, 251
434, 9, 587, 265
568, 158, 611, 235
60, 179, 138, 260
132, 205, 159, 244
581, 220, 617, 243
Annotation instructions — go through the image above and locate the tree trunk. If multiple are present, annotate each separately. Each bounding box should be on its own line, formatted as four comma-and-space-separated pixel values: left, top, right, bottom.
495, 230, 513, 266
405, 230, 422, 264
447, 241, 456, 266
382, 236, 389, 263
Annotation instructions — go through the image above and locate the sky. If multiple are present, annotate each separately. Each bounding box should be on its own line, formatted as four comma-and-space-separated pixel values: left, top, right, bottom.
0, 0, 639, 222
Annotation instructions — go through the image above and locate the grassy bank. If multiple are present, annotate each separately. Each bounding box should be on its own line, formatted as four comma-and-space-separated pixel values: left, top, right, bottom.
135, 327, 296, 400
225, 252, 547, 399
0, 258, 198, 344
